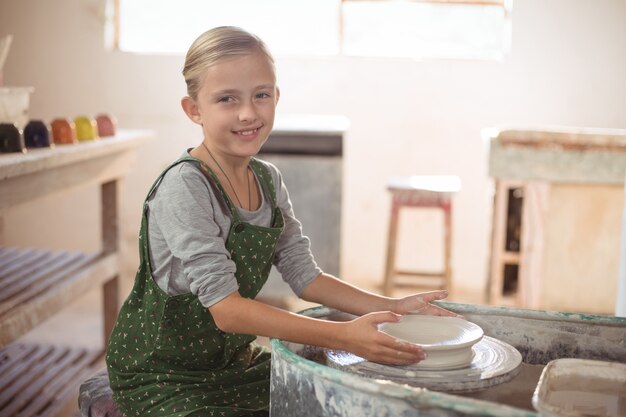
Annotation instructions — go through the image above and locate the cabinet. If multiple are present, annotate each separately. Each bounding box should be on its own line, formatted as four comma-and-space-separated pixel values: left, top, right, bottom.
0, 130, 153, 417
487, 127, 626, 314
257, 115, 347, 299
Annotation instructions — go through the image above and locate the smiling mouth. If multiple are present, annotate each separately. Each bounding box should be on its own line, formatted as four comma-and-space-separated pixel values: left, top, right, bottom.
235, 127, 261, 136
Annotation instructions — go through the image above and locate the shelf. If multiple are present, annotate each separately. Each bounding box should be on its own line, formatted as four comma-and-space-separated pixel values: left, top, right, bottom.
489, 180, 524, 307
0, 247, 118, 347
501, 251, 520, 264
0, 129, 152, 416
0, 342, 100, 417
0, 129, 154, 181
0, 130, 153, 212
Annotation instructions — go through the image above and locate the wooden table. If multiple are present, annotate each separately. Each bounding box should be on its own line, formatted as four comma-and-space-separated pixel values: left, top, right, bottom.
487, 127, 626, 313
0, 129, 153, 417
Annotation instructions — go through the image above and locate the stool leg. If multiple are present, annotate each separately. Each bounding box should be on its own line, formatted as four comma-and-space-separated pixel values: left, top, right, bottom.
383, 201, 400, 296
443, 202, 452, 293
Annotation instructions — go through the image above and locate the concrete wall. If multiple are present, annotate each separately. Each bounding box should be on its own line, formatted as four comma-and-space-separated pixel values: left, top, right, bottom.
1, 0, 625, 303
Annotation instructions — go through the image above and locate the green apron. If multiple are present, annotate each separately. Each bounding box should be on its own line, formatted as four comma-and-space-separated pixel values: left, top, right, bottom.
106, 155, 284, 417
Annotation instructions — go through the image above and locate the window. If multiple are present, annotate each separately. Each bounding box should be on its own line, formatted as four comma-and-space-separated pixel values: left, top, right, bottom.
109, 0, 511, 60
109, 0, 340, 56
342, 0, 510, 60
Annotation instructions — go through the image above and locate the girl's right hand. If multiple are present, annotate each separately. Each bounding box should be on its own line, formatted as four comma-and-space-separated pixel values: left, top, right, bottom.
338, 311, 426, 365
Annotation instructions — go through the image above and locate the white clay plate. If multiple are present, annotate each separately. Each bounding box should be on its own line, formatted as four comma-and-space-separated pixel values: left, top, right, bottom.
380, 315, 484, 370
326, 336, 523, 393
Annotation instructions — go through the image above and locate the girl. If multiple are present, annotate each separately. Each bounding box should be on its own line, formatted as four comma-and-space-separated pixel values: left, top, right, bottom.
106, 26, 458, 417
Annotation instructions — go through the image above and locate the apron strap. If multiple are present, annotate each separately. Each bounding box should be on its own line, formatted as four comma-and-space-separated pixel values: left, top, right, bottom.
138, 155, 242, 264
249, 158, 284, 226
137, 155, 282, 264
249, 158, 278, 209
146, 156, 240, 217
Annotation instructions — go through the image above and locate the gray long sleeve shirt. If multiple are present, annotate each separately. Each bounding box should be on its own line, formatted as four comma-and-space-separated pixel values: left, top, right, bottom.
146, 153, 321, 308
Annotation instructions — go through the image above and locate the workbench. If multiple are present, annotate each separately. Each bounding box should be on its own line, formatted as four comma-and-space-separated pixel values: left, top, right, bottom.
486, 127, 626, 314
0, 130, 153, 417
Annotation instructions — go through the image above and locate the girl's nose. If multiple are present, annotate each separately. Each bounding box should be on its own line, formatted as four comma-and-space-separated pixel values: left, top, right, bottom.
238, 101, 258, 123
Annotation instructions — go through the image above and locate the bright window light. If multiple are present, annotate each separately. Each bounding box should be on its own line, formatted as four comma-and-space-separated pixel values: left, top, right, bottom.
342, 1, 510, 60
114, 0, 510, 60
117, 0, 340, 56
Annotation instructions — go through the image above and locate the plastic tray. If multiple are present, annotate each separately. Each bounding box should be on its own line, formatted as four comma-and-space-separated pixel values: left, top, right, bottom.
532, 358, 626, 417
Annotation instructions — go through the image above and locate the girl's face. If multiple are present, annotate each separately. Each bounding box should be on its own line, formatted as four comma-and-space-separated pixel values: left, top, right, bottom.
183, 50, 279, 161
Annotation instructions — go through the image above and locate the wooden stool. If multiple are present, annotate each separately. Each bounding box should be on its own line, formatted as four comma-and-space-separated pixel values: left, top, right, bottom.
383, 175, 461, 296
78, 369, 121, 417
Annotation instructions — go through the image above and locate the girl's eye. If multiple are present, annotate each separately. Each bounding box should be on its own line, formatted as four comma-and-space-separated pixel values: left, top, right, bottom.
218, 96, 234, 103
256, 92, 270, 99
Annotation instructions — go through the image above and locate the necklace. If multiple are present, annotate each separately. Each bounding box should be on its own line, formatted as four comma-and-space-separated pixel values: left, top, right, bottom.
201, 142, 251, 210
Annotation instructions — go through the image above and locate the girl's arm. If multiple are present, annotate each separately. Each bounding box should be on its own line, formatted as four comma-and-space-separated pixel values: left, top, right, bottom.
209, 291, 426, 365
300, 272, 461, 317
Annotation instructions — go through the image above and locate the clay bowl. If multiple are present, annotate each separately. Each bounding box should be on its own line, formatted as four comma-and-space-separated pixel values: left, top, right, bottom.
380, 315, 484, 370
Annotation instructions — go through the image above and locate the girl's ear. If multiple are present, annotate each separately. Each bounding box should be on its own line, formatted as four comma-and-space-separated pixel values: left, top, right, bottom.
276, 86, 281, 104
181, 96, 202, 125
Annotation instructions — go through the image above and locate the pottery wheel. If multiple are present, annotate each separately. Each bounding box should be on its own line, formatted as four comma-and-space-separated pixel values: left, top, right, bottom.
325, 336, 522, 393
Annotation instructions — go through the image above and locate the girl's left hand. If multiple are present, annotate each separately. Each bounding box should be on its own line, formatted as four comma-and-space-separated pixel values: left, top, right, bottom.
395, 290, 463, 318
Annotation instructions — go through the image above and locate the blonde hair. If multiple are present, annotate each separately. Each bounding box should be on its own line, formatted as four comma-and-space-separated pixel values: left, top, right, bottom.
182, 26, 275, 100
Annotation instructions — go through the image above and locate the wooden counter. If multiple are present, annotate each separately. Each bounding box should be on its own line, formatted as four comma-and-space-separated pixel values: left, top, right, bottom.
487, 127, 626, 314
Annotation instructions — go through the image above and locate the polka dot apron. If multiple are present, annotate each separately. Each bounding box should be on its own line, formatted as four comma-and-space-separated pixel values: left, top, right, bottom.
106, 156, 284, 417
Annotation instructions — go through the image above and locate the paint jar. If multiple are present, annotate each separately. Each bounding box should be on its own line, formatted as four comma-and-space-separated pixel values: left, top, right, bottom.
24, 120, 52, 148
74, 115, 99, 141
0, 123, 25, 153
95, 113, 117, 137
51, 118, 77, 144
0, 87, 34, 130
